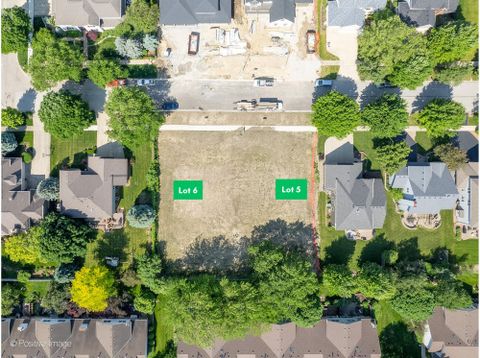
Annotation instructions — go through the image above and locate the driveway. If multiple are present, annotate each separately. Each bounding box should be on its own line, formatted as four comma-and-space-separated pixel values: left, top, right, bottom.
1, 54, 35, 111
325, 27, 359, 81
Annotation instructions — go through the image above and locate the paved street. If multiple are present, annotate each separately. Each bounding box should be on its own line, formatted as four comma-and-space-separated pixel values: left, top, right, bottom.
146, 78, 478, 113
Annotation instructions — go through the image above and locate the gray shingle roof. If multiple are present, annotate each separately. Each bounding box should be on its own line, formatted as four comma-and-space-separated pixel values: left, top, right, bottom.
2, 318, 148, 358
334, 177, 386, 230
324, 144, 386, 230
1, 158, 46, 236
53, 0, 124, 27
396, 0, 458, 27
270, 0, 296, 22
389, 162, 459, 214
178, 318, 381, 358
327, 0, 387, 27
59, 156, 128, 223
160, 0, 232, 25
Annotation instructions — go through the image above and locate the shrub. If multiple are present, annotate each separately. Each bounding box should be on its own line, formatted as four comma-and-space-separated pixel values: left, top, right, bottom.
134, 288, 156, 314
36, 177, 60, 200
127, 205, 156, 228
54, 263, 77, 283
1, 132, 18, 154
2, 107, 25, 128
115, 37, 143, 58
143, 34, 159, 52
22, 150, 33, 164
146, 160, 160, 192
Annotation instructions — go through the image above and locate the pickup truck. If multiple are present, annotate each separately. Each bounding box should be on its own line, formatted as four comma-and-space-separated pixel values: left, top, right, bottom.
188, 32, 200, 55
306, 30, 316, 54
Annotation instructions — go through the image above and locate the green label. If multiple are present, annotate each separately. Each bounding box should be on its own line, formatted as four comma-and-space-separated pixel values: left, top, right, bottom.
275, 179, 308, 200
173, 180, 203, 200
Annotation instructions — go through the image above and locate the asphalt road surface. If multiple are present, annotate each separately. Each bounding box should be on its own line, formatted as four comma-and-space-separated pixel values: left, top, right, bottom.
145, 78, 478, 113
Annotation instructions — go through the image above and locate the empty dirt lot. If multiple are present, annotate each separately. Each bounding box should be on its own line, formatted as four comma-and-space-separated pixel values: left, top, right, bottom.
158, 127, 317, 269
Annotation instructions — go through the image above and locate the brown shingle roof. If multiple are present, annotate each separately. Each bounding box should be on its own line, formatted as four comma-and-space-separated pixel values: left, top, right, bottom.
1, 158, 46, 236
427, 307, 479, 357
2, 318, 147, 358
178, 318, 381, 358
59, 156, 128, 223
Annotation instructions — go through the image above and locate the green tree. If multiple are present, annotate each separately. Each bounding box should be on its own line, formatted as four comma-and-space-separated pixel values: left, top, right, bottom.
389, 278, 436, 322
17, 271, 31, 284
161, 276, 262, 348
311, 91, 360, 138
41, 282, 70, 314
136, 254, 164, 293
71, 266, 117, 312
134, 287, 156, 314
29, 29, 84, 91
2, 107, 25, 128
87, 57, 127, 88
54, 263, 77, 283
375, 141, 411, 175
433, 63, 475, 85
249, 241, 323, 327
125, 0, 159, 33
382, 249, 399, 266
321, 264, 356, 297
1, 7, 30, 54
427, 21, 478, 64
357, 15, 433, 89
2, 132, 18, 154
146, 159, 160, 192
105, 87, 162, 148
39, 90, 95, 138
3, 226, 54, 267
36, 177, 60, 201
127, 204, 156, 228
433, 143, 468, 170
356, 263, 396, 300
433, 279, 473, 309
38, 213, 93, 265
361, 94, 408, 138
418, 99, 465, 138
1, 283, 22, 315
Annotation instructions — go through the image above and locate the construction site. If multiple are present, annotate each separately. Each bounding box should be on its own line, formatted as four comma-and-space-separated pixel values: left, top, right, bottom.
157, 127, 318, 266
158, 1, 321, 81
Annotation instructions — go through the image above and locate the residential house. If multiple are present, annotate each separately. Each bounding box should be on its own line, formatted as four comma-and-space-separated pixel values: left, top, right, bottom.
159, 0, 232, 25
327, 0, 387, 31
389, 162, 459, 214
455, 162, 478, 231
178, 317, 382, 358
1, 157, 46, 236
423, 307, 478, 358
59, 155, 129, 230
1, 318, 148, 358
396, 0, 459, 31
324, 141, 387, 231
244, 0, 313, 26
52, 0, 125, 31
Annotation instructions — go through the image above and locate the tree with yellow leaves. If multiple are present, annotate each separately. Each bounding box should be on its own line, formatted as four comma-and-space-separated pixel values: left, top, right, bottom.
71, 266, 116, 312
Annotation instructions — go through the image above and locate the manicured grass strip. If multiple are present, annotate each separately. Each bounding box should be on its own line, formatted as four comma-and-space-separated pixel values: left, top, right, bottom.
50, 131, 97, 176
317, 0, 339, 61
373, 300, 421, 357
414, 132, 433, 155
154, 296, 174, 354
458, 0, 478, 24
319, 65, 339, 79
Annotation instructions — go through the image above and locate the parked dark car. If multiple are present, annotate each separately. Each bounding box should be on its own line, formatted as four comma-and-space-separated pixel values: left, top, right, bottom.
162, 102, 179, 110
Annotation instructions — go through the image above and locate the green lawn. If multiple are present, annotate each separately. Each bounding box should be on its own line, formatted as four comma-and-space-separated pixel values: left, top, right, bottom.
317, 134, 329, 155
458, 0, 478, 24
319, 65, 339, 79
414, 132, 434, 154
24, 280, 50, 303
50, 132, 97, 176
7, 131, 34, 157
154, 295, 174, 354
353, 131, 381, 170
373, 301, 421, 358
